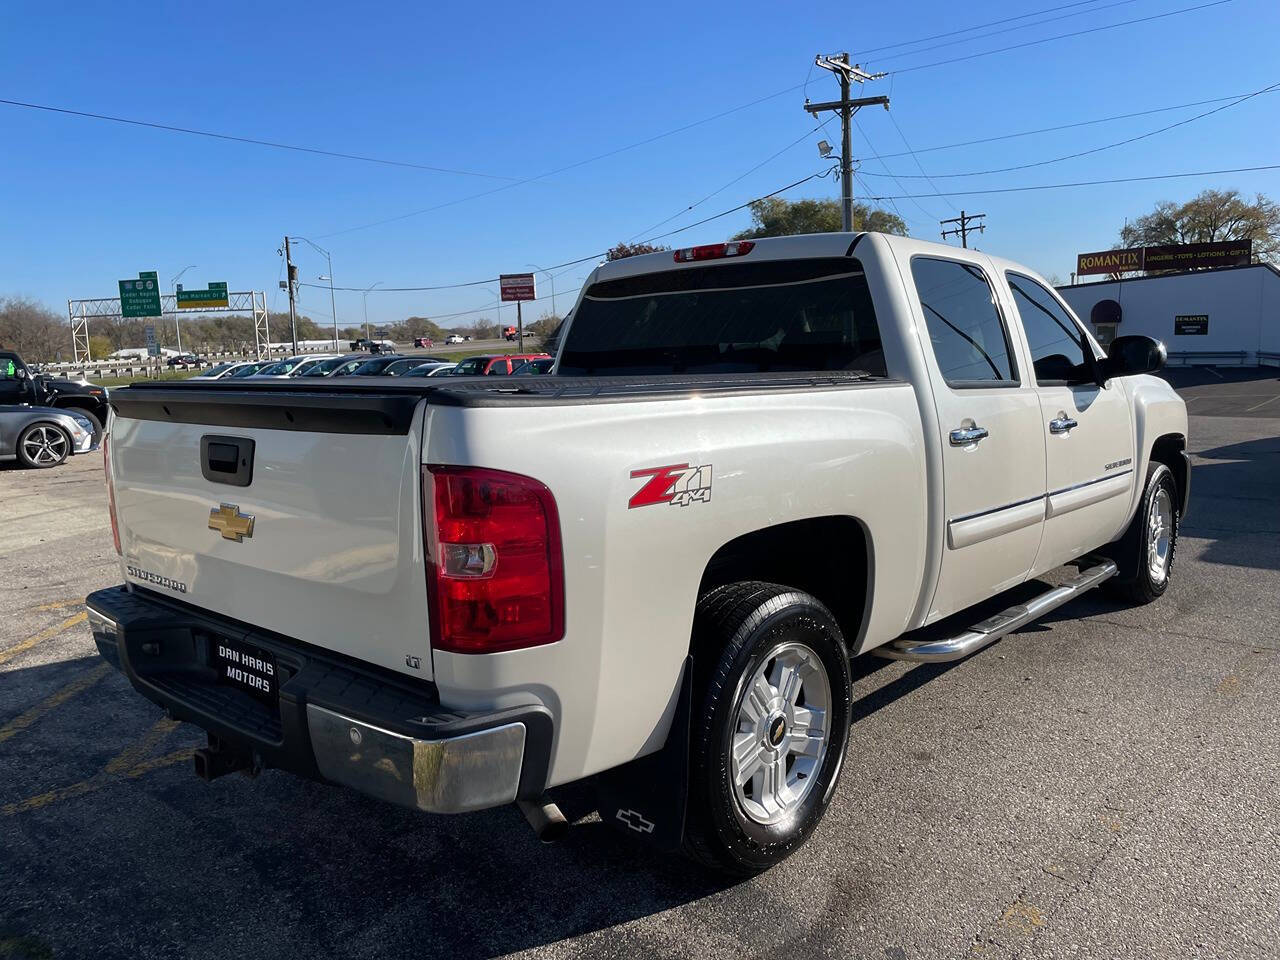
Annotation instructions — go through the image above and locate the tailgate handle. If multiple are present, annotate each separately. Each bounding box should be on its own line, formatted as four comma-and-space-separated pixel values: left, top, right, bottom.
200, 435, 255, 487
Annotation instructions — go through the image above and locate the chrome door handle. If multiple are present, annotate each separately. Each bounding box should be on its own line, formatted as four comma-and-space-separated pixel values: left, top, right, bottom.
1049, 417, 1079, 434
950, 425, 989, 446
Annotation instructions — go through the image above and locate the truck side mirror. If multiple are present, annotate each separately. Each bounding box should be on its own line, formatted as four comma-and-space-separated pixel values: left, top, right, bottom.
1099, 335, 1166, 382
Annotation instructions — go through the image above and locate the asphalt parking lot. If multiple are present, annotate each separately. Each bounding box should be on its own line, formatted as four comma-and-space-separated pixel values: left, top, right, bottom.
2, 373, 1278, 960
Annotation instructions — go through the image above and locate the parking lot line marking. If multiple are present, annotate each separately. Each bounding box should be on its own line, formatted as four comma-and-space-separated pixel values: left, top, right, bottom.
30, 597, 86, 613
1245, 395, 1280, 412
0, 746, 192, 818
0, 611, 88, 667
0, 662, 112, 745
103, 716, 179, 775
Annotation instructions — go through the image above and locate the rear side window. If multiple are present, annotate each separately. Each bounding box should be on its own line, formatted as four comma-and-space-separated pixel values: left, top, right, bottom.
558, 258, 885, 376
1005, 272, 1091, 383
911, 257, 1016, 385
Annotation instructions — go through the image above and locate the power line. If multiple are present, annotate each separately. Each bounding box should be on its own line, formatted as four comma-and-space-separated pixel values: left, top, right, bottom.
625, 125, 824, 241
312, 83, 807, 240
862, 0, 1141, 63
853, 120, 945, 223
858, 79, 1280, 180
882, 0, 1233, 76
0, 97, 521, 181
866, 88, 1280, 160
865, 163, 1280, 200
300, 167, 836, 293
886, 112, 960, 213
855, 0, 1116, 56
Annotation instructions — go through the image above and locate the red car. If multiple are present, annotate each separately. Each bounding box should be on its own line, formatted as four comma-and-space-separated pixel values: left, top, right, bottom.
413, 337, 434, 348
449, 353, 550, 376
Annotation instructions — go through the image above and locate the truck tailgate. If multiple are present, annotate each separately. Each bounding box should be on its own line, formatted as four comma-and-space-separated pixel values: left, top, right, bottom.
108, 389, 431, 680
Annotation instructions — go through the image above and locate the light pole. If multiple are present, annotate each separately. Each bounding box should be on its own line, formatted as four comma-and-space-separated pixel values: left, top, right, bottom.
290, 237, 339, 351
526, 263, 556, 319
362, 281, 382, 342
170, 264, 196, 352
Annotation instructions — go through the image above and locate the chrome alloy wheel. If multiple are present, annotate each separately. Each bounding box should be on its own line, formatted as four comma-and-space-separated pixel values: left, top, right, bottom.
1147, 486, 1174, 584
729, 641, 831, 827
22, 426, 68, 465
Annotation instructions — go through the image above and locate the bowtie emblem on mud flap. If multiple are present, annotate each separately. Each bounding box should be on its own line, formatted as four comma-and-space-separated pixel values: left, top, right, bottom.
615, 809, 656, 833
208, 503, 255, 542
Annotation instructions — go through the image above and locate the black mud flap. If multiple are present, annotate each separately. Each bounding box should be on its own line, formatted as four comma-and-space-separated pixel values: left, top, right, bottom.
595, 657, 692, 851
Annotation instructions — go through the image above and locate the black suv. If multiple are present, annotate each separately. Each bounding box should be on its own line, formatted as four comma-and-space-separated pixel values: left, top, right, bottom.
0, 351, 111, 436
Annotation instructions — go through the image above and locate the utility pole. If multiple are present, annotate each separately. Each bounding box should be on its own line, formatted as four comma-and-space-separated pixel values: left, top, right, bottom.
940, 210, 986, 248
804, 53, 889, 232
283, 236, 299, 354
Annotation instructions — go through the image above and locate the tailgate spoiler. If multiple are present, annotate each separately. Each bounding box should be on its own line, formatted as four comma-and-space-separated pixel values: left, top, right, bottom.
110, 384, 421, 434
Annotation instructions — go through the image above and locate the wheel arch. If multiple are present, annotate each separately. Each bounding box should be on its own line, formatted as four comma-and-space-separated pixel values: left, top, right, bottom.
1149, 432, 1190, 518
696, 515, 874, 655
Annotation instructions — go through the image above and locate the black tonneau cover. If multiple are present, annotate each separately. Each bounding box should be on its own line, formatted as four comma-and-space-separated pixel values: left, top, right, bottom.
110, 371, 891, 434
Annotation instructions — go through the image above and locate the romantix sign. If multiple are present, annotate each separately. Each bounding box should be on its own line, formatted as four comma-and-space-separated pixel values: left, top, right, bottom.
1174, 315, 1209, 336
1076, 240, 1252, 277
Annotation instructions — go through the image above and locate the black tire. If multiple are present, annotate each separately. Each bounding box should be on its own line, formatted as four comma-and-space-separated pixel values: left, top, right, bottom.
1103, 462, 1178, 605
682, 581, 852, 876
16, 422, 71, 469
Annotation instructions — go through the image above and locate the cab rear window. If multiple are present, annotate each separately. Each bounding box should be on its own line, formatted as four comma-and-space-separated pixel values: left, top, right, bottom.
558, 258, 885, 376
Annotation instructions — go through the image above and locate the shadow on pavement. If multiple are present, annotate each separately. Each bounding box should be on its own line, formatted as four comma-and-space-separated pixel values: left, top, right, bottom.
0, 655, 735, 960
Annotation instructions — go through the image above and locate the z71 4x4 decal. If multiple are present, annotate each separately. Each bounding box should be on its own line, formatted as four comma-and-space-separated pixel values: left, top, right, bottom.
628, 463, 713, 509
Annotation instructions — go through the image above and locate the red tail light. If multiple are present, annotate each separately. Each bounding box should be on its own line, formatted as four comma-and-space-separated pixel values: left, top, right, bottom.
423, 465, 564, 654
104, 434, 121, 555
673, 241, 754, 262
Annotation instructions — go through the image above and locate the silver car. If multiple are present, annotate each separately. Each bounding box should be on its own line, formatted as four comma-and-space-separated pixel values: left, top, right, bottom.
0, 406, 98, 468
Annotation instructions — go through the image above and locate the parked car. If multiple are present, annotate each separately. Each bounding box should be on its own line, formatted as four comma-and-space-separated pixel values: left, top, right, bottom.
445, 334, 466, 345
0, 350, 110, 438
247, 355, 337, 378
512, 358, 554, 375
449, 353, 551, 376
413, 337, 434, 349
91, 232, 1186, 877
348, 355, 407, 376
166, 354, 201, 368
298, 355, 372, 378
0, 405, 97, 468
224, 361, 277, 378
379, 358, 443, 376
401, 362, 456, 377
190, 361, 257, 380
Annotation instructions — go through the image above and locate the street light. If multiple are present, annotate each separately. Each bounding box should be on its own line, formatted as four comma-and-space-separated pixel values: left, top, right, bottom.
526, 262, 556, 318
291, 237, 339, 351
170, 264, 197, 353
362, 281, 382, 342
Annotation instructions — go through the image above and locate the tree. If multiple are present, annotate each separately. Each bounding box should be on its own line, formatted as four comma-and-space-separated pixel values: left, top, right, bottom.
1119, 189, 1279, 264
606, 241, 670, 261
528, 312, 561, 339
0, 297, 67, 360
732, 197, 907, 240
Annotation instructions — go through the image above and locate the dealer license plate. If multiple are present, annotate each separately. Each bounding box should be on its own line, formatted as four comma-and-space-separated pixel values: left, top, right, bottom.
212, 636, 277, 701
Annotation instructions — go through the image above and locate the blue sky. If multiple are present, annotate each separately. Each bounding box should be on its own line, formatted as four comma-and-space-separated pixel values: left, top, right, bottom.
2, 0, 1278, 332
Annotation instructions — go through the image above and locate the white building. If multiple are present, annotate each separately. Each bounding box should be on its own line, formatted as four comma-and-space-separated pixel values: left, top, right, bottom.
1057, 263, 1280, 367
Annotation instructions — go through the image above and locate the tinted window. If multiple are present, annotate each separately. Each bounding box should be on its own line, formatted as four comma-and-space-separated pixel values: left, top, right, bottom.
559, 258, 885, 376
1006, 272, 1090, 383
911, 257, 1015, 384
451, 358, 487, 375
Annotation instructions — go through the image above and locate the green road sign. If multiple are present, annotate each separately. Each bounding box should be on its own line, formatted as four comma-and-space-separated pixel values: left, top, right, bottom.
176, 281, 229, 310
119, 271, 162, 318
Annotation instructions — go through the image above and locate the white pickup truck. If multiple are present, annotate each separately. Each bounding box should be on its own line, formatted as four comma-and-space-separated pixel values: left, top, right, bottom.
88, 232, 1188, 875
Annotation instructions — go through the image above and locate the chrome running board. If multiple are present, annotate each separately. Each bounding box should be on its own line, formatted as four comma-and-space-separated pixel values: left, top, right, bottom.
876, 560, 1118, 663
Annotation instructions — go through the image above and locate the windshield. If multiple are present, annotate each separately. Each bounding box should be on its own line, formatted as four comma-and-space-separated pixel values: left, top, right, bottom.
450, 357, 487, 375
229, 362, 267, 377
200, 363, 236, 377
300, 357, 348, 376
558, 258, 885, 377
352, 358, 395, 375
255, 360, 296, 376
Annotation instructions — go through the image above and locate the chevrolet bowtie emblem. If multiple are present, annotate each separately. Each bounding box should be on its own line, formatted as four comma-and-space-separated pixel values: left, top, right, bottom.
208, 503, 255, 542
